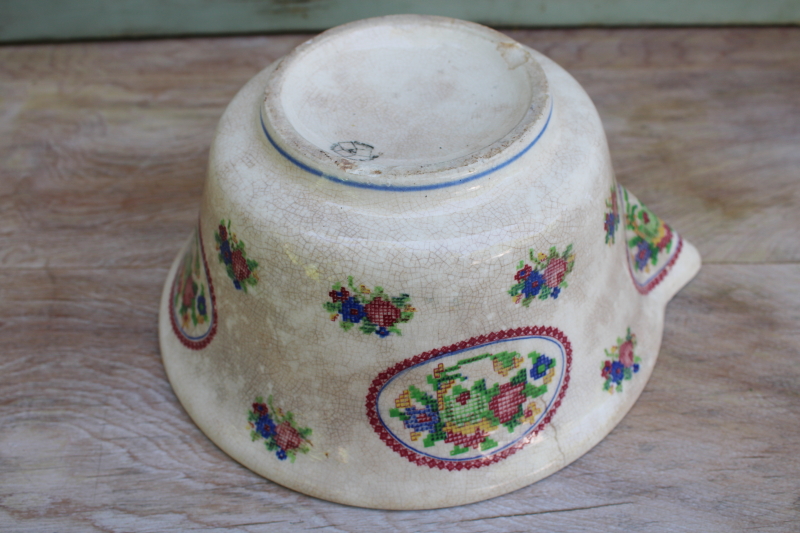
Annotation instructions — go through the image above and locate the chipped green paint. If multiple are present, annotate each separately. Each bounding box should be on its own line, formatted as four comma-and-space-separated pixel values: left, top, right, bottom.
2, 0, 797, 42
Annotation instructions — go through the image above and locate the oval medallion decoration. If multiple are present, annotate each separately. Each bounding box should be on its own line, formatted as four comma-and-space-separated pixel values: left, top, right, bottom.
367, 327, 571, 470
170, 226, 218, 349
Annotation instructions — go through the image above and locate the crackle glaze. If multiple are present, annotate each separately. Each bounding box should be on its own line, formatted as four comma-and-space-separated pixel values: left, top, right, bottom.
159, 15, 701, 509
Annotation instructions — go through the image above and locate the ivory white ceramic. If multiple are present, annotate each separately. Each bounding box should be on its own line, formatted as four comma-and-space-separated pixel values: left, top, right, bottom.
159, 15, 701, 510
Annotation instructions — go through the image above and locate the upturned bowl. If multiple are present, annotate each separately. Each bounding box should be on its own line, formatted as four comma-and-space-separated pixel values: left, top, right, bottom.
159, 15, 701, 510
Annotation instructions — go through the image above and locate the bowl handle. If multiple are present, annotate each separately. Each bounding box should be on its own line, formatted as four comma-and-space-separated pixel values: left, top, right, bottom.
616, 185, 701, 302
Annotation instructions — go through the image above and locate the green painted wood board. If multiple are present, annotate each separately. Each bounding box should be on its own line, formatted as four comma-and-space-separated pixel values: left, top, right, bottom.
2, 0, 799, 43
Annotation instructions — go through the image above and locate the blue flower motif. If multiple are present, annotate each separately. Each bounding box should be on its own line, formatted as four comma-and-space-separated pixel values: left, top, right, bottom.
220, 240, 232, 265
605, 212, 617, 238
233, 279, 242, 291
276, 449, 287, 460
609, 361, 626, 384
197, 295, 207, 316
531, 354, 554, 380
340, 297, 366, 323
376, 326, 390, 337
403, 406, 439, 433
522, 270, 545, 298
551, 287, 561, 299
635, 241, 651, 271
633, 363, 640, 373
255, 414, 276, 439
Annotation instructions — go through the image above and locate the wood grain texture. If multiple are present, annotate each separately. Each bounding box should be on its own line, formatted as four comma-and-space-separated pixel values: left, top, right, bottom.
1, 28, 799, 532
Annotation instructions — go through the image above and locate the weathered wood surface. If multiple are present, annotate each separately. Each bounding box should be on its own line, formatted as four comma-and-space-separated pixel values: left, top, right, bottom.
1, 28, 799, 532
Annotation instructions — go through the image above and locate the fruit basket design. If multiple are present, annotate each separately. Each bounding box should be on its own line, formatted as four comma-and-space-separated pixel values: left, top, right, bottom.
369, 327, 571, 469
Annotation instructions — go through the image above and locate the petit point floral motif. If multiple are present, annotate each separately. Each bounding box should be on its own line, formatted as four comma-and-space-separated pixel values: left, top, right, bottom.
368, 326, 572, 470
624, 191, 673, 272
248, 396, 312, 462
390, 350, 556, 457
619, 186, 683, 294
215, 219, 259, 292
509, 245, 576, 306
604, 185, 620, 245
601, 328, 640, 393
170, 228, 217, 349
324, 276, 415, 337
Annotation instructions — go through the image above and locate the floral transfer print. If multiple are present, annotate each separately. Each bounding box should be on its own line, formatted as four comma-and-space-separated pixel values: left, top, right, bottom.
169, 227, 217, 349
248, 396, 312, 462
324, 276, 415, 337
601, 328, 640, 393
625, 191, 673, 271
509, 245, 576, 306
620, 186, 683, 294
604, 185, 620, 245
215, 219, 259, 292
390, 351, 556, 457
369, 327, 571, 470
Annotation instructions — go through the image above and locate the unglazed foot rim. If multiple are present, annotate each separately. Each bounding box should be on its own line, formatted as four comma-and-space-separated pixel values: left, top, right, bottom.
261, 15, 551, 188
159, 15, 701, 510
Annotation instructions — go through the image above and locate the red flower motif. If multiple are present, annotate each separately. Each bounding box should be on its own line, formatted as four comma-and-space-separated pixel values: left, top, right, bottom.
488, 382, 526, 424
231, 249, 251, 281
601, 360, 612, 378
657, 224, 673, 251
444, 429, 488, 450
365, 297, 401, 328
544, 257, 568, 288
329, 287, 350, 303
218, 224, 228, 241
515, 264, 532, 281
182, 279, 195, 308
275, 421, 303, 451
416, 412, 434, 424
252, 402, 268, 416
619, 340, 635, 367
455, 391, 471, 406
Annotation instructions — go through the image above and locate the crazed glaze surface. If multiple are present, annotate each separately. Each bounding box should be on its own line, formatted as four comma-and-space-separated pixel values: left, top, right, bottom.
159, 15, 701, 509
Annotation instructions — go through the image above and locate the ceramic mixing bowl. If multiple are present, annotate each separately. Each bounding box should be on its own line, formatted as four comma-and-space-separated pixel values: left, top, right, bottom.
159, 15, 701, 509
